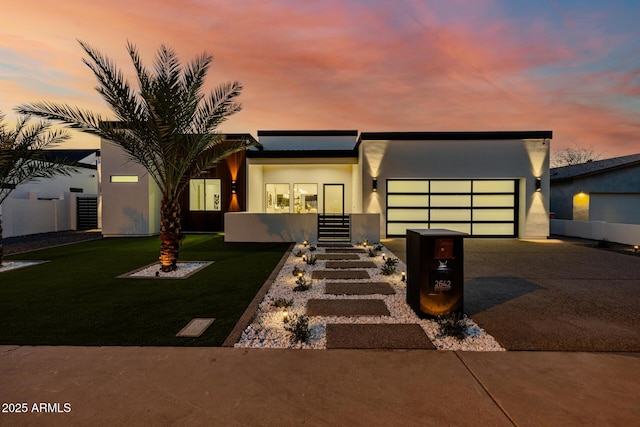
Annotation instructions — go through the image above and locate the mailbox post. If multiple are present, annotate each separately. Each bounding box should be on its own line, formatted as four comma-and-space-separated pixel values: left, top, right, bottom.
406, 229, 467, 318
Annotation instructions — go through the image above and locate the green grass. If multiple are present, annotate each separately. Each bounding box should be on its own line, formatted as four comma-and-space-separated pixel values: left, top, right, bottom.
0, 234, 289, 346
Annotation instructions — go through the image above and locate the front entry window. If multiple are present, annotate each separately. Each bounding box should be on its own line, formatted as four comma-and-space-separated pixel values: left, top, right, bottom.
293, 184, 318, 213
266, 183, 290, 213
189, 179, 221, 211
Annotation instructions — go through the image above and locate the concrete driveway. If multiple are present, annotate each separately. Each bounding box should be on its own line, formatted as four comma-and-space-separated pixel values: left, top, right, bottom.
382, 237, 640, 351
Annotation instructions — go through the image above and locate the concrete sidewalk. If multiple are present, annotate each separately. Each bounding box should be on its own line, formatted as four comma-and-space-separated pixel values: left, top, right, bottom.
1, 346, 638, 426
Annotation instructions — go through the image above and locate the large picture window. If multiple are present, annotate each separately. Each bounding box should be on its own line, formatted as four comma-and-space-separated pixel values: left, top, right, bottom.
293, 184, 318, 213
265, 183, 290, 213
189, 179, 221, 211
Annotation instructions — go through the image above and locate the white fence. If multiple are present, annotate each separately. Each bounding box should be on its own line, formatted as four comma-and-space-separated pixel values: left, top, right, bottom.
1, 193, 80, 238
551, 219, 640, 245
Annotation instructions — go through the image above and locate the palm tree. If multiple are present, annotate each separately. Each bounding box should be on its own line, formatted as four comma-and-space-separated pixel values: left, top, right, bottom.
0, 112, 77, 265
18, 41, 257, 271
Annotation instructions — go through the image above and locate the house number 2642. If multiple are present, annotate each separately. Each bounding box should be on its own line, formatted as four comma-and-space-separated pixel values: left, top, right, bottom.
433, 280, 452, 292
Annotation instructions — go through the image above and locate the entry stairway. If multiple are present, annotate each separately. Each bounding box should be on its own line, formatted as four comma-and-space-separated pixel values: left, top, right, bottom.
317, 214, 350, 242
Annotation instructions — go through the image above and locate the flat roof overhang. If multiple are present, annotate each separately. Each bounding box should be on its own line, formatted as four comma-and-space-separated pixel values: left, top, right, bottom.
359, 131, 553, 142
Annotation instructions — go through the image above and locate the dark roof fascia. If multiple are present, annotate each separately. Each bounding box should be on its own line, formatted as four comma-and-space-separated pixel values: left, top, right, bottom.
246, 149, 358, 159
257, 130, 358, 137
358, 131, 553, 142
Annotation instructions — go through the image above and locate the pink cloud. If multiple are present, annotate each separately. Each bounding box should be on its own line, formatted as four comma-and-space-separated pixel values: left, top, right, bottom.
0, 0, 638, 156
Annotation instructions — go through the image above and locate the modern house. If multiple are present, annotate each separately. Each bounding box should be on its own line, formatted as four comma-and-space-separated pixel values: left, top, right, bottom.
1, 149, 100, 238
101, 130, 553, 242
550, 153, 640, 244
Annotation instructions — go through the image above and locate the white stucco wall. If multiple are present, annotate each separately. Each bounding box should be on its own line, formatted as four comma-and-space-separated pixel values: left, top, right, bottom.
361, 138, 550, 239
1, 195, 76, 238
100, 140, 161, 236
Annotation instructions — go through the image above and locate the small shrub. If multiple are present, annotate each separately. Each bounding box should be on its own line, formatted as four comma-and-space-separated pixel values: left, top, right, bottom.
270, 297, 293, 309
284, 314, 311, 344
292, 266, 304, 277
367, 247, 378, 257
305, 253, 318, 265
436, 313, 468, 341
293, 250, 304, 257
308, 245, 317, 252
293, 275, 312, 292
374, 243, 383, 251
596, 239, 612, 249
380, 257, 399, 275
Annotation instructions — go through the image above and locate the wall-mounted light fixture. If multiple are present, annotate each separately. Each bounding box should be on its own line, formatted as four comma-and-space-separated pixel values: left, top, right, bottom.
535, 177, 542, 192
231, 180, 237, 194
372, 177, 378, 192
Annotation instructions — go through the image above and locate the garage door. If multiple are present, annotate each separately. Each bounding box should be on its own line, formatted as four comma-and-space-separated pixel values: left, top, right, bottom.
386, 179, 518, 237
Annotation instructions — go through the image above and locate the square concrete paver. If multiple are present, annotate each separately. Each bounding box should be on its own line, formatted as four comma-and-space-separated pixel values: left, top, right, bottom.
326, 323, 434, 349
325, 282, 395, 295
176, 318, 215, 337
306, 299, 390, 316
312, 270, 370, 280
325, 248, 366, 253
315, 254, 361, 260
325, 261, 377, 269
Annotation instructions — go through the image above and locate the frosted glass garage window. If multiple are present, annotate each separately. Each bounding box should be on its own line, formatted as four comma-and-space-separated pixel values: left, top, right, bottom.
430, 195, 471, 207
473, 209, 514, 221
430, 180, 471, 193
387, 195, 429, 207
474, 180, 514, 193
387, 180, 429, 193
430, 209, 471, 221
189, 179, 221, 211
473, 223, 514, 235
473, 195, 514, 207
387, 209, 429, 221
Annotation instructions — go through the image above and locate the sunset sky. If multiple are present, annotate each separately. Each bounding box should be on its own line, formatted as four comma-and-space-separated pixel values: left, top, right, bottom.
1, 0, 639, 156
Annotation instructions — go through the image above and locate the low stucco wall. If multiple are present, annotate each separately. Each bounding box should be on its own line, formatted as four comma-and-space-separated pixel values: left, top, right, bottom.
551, 219, 640, 245
1, 197, 71, 238
224, 213, 380, 243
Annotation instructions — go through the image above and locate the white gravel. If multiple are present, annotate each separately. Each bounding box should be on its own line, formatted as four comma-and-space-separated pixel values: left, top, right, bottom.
235, 243, 505, 351
0, 260, 48, 273
126, 261, 213, 278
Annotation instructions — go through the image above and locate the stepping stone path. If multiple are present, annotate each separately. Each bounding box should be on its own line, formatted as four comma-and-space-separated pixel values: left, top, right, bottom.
305, 243, 433, 350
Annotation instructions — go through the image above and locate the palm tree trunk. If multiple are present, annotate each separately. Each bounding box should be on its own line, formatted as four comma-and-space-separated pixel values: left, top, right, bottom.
159, 195, 181, 272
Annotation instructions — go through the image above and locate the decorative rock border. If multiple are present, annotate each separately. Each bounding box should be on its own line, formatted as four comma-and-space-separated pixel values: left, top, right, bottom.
117, 261, 214, 279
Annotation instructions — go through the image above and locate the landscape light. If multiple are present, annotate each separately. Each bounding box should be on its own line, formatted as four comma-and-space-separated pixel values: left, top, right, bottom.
282, 308, 289, 323
401, 271, 406, 282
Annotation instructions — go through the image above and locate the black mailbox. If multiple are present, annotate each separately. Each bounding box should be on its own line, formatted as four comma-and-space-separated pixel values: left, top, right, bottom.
406, 229, 467, 318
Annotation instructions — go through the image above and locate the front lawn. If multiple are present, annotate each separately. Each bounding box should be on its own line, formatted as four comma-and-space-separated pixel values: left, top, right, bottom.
0, 234, 289, 346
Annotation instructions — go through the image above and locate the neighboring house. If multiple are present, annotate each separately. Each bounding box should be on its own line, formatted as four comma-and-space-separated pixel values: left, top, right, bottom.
1, 149, 100, 238
102, 130, 552, 242
550, 154, 640, 244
